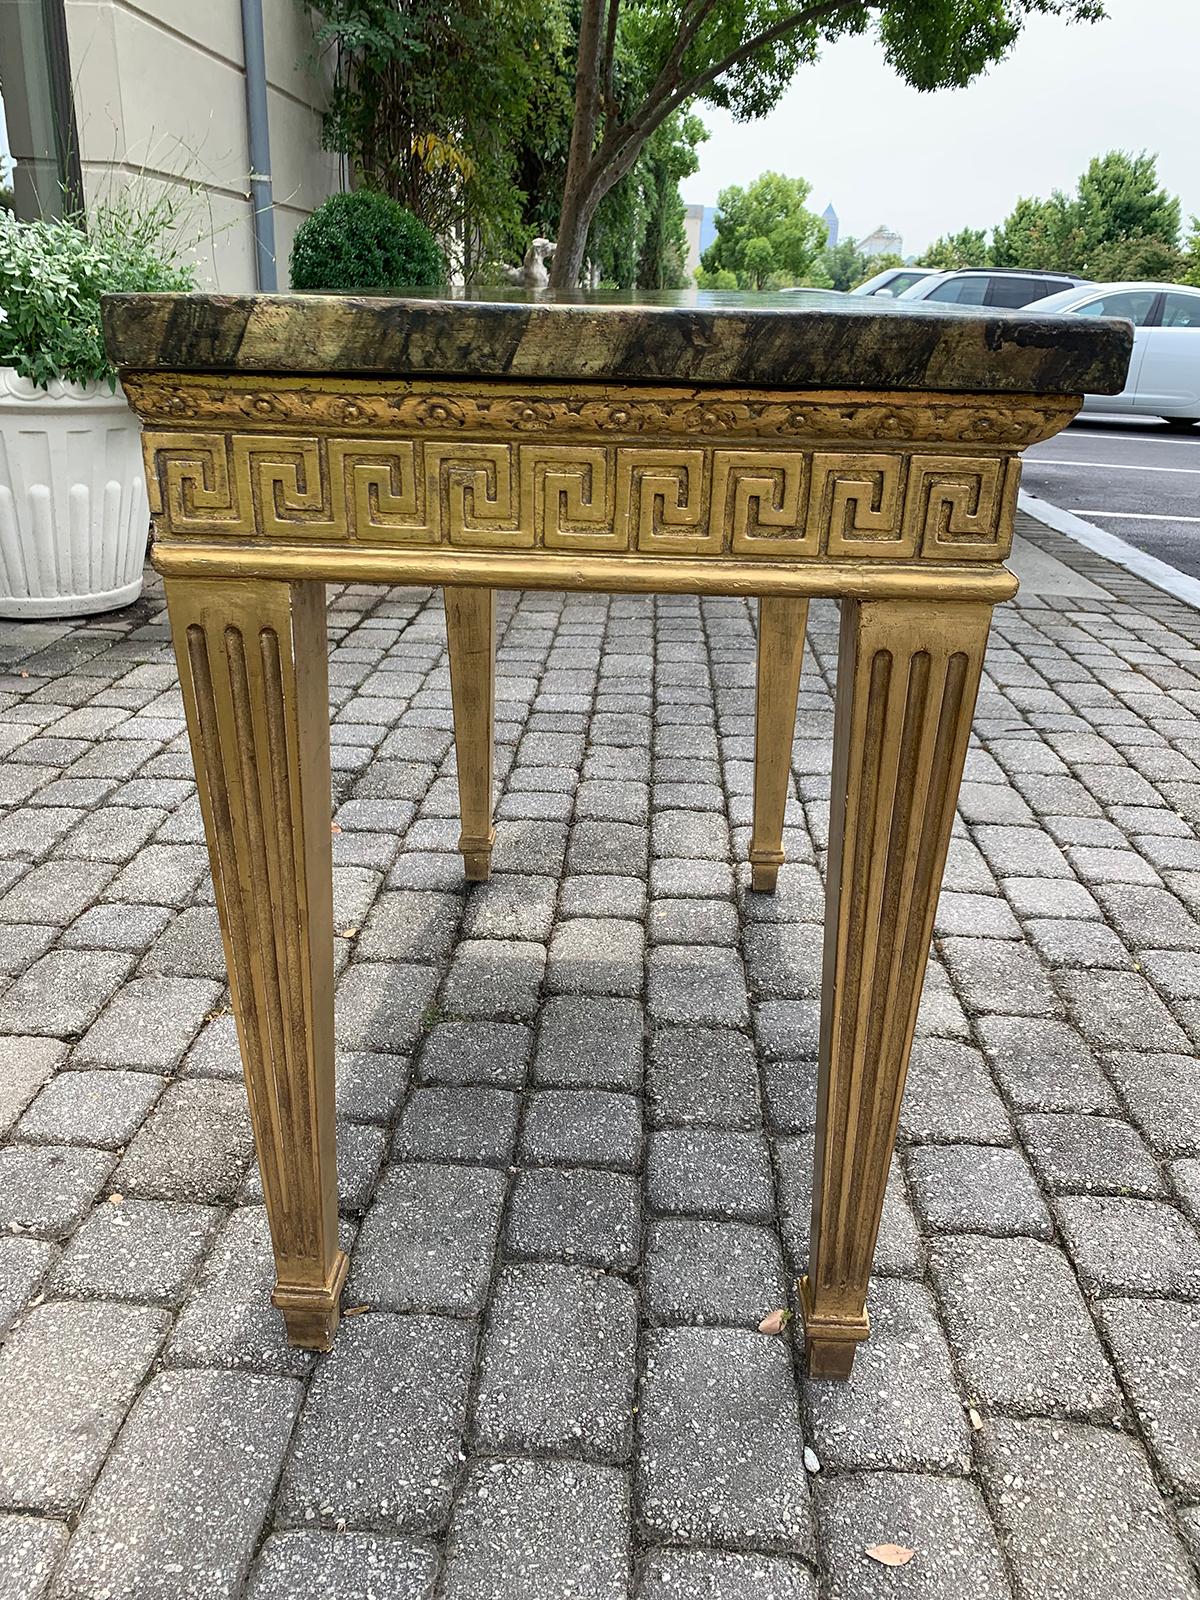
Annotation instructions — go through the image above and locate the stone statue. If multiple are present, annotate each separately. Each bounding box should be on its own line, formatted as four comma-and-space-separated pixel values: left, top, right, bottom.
500, 237, 555, 290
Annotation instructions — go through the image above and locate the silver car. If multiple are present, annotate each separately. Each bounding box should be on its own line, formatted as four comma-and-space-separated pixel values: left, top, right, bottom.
896, 268, 1091, 309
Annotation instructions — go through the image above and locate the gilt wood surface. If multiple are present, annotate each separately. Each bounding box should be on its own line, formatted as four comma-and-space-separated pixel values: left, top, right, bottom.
801, 598, 990, 1378
165, 575, 346, 1348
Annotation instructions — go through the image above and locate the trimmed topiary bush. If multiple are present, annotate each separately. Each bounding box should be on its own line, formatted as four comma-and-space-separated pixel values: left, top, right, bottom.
290, 190, 446, 292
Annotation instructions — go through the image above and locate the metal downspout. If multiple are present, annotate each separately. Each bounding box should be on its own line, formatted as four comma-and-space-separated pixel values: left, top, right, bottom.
240, 0, 277, 290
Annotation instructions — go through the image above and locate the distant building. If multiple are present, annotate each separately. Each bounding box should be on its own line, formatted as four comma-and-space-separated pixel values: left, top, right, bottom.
821, 203, 838, 249
683, 202, 719, 278
861, 224, 903, 260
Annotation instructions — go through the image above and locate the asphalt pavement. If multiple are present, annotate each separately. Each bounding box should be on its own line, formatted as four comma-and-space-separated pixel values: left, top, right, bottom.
1023, 415, 1200, 577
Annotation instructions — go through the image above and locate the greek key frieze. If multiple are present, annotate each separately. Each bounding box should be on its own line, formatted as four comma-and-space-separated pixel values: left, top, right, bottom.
144, 432, 1018, 563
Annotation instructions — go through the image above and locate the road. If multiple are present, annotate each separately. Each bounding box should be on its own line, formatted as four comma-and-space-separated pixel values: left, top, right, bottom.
1023, 416, 1200, 578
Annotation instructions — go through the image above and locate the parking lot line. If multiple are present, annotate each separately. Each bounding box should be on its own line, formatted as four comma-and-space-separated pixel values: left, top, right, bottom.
1067, 509, 1200, 523
1034, 458, 1200, 475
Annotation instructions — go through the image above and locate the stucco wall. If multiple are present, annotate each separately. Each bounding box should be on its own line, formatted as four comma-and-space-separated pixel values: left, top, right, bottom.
63, 0, 342, 290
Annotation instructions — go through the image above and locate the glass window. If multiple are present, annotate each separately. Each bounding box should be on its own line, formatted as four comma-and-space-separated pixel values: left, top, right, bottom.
987, 276, 1048, 308
886, 271, 931, 295
0, 0, 82, 220
1161, 292, 1200, 329
1070, 291, 1157, 326
927, 276, 988, 304
990, 276, 1080, 307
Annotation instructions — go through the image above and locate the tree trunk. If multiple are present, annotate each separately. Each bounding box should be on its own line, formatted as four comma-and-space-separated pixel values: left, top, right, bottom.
550, 0, 606, 290
551, 182, 599, 290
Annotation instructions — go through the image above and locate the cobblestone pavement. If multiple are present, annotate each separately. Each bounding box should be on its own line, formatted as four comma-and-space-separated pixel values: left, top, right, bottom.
2, 512, 1200, 1599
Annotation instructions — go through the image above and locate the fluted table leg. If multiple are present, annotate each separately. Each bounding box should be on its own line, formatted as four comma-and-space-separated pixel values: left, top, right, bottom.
165, 576, 345, 1349
750, 595, 809, 892
445, 586, 496, 882
802, 597, 991, 1379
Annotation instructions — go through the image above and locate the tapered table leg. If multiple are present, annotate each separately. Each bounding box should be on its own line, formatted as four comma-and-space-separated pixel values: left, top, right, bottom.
750, 596, 809, 892
165, 576, 345, 1349
445, 586, 496, 882
801, 597, 991, 1379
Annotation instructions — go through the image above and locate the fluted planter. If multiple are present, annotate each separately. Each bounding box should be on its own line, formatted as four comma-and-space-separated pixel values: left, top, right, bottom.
0, 368, 149, 617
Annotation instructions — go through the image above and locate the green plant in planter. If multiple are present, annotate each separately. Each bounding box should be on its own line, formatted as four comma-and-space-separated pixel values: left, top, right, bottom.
290, 189, 447, 292
0, 200, 195, 390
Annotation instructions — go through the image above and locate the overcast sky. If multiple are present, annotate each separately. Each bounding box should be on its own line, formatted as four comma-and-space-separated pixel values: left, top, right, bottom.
681, 0, 1199, 257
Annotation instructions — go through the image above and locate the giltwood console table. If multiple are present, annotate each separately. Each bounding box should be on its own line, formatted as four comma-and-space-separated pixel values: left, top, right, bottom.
103, 290, 1129, 1378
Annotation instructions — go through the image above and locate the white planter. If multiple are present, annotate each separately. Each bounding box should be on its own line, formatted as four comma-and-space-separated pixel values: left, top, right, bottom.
0, 367, 149, 618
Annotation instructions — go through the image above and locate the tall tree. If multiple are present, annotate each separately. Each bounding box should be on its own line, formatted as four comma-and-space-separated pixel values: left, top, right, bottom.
1183, 218, 1200, 289
549, 0, 1106, 288
637, 112, 707, 289
990, 151, 1181, 276
1074, 149, 1181, 258
308, 0, 569, 270
919, 226, 991, 270
698, 171, 825, 288
820, 236, 872, 290
989, 192, 1080, 269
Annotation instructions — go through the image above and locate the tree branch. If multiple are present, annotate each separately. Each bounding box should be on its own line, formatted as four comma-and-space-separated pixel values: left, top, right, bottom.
630, 0, 875, 149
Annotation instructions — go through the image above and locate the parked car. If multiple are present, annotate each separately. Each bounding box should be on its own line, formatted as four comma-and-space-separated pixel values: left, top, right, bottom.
896, 267, 1091, 308
1023, 281, 1200, 429
850, 266, 937, 297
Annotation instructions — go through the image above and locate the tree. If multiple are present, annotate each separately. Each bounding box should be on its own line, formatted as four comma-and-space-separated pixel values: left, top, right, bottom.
919, 226, 990, 270
1182, 218, 1200, 289
308, 0, 570, 272
637, 112, 708, 289
1086, 232, 1186, 283
549, 0, 1106, 288
819, 235, 872, 290
989, 192, 1080, 269
990, 151, 1181, 276
1074, 149, 1180, 260
698, 171, 825, 288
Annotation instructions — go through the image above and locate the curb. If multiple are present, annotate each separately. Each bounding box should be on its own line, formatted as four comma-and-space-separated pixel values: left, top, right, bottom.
1018, 490, 1200, 613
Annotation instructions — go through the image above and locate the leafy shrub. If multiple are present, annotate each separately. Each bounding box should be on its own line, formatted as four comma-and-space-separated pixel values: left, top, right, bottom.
290, 189, 447, 292
0, 198, 195, 389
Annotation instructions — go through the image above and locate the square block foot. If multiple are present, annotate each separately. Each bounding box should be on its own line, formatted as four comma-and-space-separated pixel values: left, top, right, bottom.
798, 1275, 869, 1382
274, 1249, 349, 1351
805, 1334, 860, 1381
750, 861, 781, 893
462, 850, 492, 883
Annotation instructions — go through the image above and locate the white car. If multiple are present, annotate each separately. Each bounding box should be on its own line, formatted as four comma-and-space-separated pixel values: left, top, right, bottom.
850, 267, 936, 297
1025, 281, 1200, 430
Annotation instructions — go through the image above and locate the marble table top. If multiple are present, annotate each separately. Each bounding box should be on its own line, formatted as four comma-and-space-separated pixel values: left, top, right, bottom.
102, 288, 1132, 396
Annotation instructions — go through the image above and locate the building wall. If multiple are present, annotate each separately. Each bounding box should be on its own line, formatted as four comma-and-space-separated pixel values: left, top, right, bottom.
682, 203, 703, 280
62, 0, 342, 290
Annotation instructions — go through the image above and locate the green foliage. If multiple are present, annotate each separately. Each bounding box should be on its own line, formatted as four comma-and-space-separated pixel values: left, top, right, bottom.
307, 0, 569, 269
290, 190, 446, 292
1086, 232, 1187, 283
989, 192, 1078, 269
919, 227, 991, 270
1182, 220, 1200, 289
637, 113, 708, 291
551, 0, 1105, 283
1075, 150, 1179, 256
988, 151, 1183, 278
0, 199, 194, 390
699, 172, 826, 289
818, 237, 872, 291
696, 266, 738, 289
